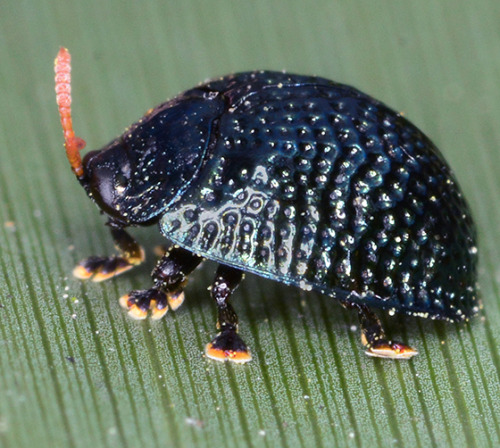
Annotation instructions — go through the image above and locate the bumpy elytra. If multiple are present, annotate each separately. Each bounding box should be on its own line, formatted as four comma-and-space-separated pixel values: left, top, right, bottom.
55, 48, 478, 363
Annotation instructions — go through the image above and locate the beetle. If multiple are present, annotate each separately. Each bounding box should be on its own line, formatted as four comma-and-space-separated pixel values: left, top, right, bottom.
54, 48, 478, 363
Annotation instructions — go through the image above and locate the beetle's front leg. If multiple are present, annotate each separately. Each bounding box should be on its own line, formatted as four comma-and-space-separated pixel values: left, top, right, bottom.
205, 265, 252, 364
120, 246, 203, 320
343, 301, 418, 359
73, 223, 145, 282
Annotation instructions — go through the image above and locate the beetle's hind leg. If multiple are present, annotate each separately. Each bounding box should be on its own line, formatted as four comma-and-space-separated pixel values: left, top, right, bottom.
73, 225, 145, 282
205, 265, 252, 364
120, 246, 203, 320
343, 301, 418, 359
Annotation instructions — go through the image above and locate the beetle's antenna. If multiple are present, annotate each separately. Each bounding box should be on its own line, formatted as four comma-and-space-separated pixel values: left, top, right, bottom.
54, 47, 86, 178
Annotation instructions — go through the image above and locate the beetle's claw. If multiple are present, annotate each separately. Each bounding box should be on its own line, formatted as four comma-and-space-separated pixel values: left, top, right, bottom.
365, 340, 418, 360
119, 288, 169, 320
205, 330, 252, 364
73, 256, 134, 282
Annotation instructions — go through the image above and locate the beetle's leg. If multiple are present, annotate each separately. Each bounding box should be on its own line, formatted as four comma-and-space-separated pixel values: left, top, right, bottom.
153, 244, 170, 258
343, 301, 418, 359
120, 246, 203, 320
73, 225, 145, 282
205, 265, 251, 364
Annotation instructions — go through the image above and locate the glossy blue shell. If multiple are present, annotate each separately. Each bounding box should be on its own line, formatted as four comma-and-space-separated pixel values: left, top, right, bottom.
157, 71, 477, 321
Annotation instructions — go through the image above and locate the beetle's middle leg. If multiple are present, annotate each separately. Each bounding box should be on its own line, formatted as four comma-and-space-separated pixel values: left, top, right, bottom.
205, 265, 252, 364
73, 224, 145, 282
343, 300, 418, 359
120, 245, 203, 320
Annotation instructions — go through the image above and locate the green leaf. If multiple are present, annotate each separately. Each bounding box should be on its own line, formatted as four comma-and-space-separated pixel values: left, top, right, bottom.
1, 1, 499, 447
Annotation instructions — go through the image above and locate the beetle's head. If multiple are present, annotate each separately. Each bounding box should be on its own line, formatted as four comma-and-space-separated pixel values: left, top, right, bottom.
55, 48, 223, 225
78, 107, 210, 225
79, 140, 140, 224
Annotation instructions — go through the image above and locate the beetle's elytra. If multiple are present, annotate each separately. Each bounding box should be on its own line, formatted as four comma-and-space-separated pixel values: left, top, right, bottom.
55, 48, 478, 363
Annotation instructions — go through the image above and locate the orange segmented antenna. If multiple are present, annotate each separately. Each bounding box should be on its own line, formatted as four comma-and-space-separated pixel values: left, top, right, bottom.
54, 47, 86, 177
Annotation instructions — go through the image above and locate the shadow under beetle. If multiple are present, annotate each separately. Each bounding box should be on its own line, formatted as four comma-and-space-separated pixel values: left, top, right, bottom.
54, 48, 478, 363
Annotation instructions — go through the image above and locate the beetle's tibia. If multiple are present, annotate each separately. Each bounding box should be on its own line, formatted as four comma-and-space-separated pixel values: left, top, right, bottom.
110, 227, 146, 266
205, 330, 252, 364
125, 246, 146, 266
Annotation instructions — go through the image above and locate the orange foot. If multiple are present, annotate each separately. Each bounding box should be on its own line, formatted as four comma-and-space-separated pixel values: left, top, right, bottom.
119, 289, 169, 320
365, 340, 418, 360
73, 249, 144, 282
205, 330, 252, 364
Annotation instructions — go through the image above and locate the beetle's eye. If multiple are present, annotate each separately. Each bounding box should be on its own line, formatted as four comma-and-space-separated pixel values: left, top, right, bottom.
115, 172, 128, 194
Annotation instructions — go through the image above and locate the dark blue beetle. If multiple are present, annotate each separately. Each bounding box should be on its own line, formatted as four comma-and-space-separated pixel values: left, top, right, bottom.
55, 48, 478, 363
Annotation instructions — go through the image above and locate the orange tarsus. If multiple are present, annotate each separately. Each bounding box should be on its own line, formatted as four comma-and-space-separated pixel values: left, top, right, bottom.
54, 47, 86, 177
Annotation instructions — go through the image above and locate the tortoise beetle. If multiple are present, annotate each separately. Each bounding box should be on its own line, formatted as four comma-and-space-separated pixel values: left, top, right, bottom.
55, 48, 478, 363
